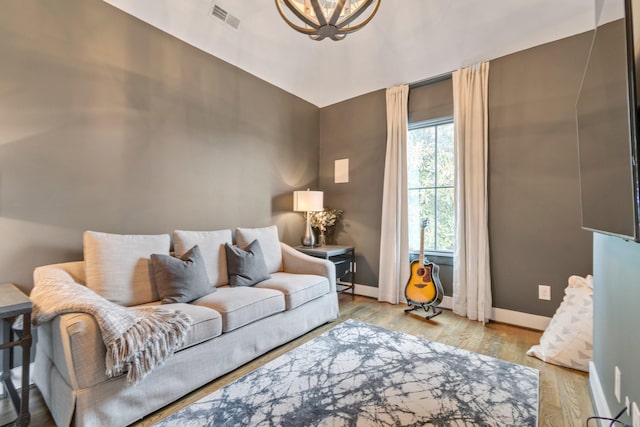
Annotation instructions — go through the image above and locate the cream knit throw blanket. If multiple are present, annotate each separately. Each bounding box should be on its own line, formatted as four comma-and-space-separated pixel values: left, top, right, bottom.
29, 277, 192, 384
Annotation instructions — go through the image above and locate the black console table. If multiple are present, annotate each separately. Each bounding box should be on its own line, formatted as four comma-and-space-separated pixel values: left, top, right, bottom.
1, 283, 32, 427
296, 245, 356, 298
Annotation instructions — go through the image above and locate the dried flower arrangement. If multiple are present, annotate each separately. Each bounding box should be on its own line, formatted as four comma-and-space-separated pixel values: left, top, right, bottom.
303, 208, 344, 245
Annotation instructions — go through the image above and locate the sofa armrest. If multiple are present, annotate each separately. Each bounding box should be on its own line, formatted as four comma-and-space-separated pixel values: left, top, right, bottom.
33, 262, 110, 391
38, 312, 109, 391
280, 243, 336, 292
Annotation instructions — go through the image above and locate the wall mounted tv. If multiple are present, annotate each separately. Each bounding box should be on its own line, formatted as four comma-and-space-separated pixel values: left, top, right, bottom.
576, 0, 640, 241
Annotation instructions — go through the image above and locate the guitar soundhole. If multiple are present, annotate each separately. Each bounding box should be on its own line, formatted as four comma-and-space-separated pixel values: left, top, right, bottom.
417, 267, 426, 276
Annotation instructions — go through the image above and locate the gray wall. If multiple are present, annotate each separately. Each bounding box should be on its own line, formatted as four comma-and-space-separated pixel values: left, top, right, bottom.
319, 90, 387, 287
0, 0, 319, 291
318, 32, 594, 317
318, 80, 456, 290
409, 78, 454, 123
593, 233, 640, 425
488, 32, 594, 317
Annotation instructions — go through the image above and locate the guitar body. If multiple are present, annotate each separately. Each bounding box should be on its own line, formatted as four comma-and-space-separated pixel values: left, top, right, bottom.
404, 218, 444, 319
405, 259, 444, 306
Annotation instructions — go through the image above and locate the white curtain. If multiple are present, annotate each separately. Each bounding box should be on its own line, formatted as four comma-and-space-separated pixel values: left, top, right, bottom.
452, 62, 492, 322
378, 85, 410, 304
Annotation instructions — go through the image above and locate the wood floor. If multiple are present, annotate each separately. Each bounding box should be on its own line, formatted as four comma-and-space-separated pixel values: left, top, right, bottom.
1, 294, 593, 426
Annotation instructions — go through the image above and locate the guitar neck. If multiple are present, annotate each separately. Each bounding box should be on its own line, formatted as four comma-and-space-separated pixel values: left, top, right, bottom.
419, 223, 425, 265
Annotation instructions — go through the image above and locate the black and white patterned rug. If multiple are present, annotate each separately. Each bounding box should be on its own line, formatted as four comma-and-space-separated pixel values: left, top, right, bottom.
155, 319, 539, 426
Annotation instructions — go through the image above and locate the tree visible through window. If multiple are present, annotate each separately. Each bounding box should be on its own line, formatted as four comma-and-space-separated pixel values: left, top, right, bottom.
407, 118, 455, 253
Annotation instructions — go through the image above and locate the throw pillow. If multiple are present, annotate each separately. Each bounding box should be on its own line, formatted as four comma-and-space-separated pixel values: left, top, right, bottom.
151, 245, 214, 304
84, 231, 170, 306
173, 229, 233, 287
235, 225, 282, 274
527, 275, 593, 372
225, 240, 271, 287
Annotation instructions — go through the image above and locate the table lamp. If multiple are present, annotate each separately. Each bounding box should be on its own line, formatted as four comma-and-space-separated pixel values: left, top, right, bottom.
293, 189, 323, 247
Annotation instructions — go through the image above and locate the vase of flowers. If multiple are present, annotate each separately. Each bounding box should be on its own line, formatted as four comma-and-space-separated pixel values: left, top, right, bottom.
309, 208, 343, 246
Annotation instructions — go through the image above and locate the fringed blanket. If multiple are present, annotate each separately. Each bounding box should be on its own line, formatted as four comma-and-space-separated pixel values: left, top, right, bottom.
29, 276, 192, 384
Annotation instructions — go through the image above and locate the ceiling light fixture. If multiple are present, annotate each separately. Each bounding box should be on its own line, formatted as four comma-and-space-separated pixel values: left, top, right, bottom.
275, 0, 381, 41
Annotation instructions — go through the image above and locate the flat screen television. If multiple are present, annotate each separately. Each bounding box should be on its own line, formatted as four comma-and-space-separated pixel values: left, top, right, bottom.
576, 0, 640, 241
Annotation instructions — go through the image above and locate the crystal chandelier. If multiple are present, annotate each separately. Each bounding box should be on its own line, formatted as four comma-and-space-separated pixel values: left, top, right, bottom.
275, 0, 381, 41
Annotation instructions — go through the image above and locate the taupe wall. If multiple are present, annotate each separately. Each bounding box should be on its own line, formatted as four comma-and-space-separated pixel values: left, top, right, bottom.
0, 0, 319, 291
409, 78, 454, 123
319, 90, 387, 287
319, 32, 594, 316
488, 32, 594, 316
0, 0, 598, 316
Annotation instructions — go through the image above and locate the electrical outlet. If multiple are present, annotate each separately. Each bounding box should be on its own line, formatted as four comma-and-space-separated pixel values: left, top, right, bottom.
615, 366, 621, 403
538, 285, 551, 300
632, 402, 639, 427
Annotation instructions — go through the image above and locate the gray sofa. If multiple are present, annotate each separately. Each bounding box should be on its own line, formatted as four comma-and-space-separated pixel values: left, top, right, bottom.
32, 226, 340, 426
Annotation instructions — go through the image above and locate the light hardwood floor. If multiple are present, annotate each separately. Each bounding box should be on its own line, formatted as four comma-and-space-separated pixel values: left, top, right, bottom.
1, 294, 594, 426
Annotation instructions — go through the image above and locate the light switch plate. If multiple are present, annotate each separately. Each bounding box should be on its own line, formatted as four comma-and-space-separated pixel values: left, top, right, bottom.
538, 285, 551, 300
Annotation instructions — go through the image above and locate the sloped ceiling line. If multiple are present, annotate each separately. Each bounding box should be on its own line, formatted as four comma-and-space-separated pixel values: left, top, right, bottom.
102, 0, 596, 107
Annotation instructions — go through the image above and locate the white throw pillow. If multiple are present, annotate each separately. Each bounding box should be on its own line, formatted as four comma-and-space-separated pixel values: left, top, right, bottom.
527, 275, 593, 372
173, 229, 233, 287
83, 231, 170, 306
235, 226, 282, 274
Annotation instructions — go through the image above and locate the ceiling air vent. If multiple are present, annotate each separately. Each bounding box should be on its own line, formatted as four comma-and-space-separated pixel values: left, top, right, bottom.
210, 4, 240, 31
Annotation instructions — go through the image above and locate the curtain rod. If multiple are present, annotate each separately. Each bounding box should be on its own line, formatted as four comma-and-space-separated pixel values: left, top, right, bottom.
409, 72, 452, 89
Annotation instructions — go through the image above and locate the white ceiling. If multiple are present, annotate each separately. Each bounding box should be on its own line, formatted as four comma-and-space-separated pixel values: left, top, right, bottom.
102, 0, 597, 108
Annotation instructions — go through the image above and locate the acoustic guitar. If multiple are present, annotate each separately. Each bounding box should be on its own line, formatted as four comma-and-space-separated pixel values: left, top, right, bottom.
404, 219, 444, 319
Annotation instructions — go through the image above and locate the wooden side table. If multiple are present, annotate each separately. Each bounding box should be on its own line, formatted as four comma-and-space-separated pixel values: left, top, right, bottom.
0, 283, 32, 427
296, 245, 356, 298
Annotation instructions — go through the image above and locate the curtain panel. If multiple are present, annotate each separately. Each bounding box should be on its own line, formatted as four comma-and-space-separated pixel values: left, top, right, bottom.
378, 85, 410, 304
452, 62, 492, 322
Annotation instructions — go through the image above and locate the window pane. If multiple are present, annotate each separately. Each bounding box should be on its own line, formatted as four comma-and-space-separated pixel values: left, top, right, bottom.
408, 189, 435, 252
407, 126, 436, 189
437, 123, 455, 187
408, 118, 454, 254
436, 187, 455, 251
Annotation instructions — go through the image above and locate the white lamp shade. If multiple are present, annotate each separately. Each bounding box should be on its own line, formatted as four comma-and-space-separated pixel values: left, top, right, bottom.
293, 190, 323, 212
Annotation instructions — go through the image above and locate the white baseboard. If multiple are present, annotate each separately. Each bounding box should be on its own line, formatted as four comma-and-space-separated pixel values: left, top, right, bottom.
490, 307, 551, 331
589, 361, 612, 426
439, 296, 453, 310
346, 284, 550, 331
352, 283, 378, 298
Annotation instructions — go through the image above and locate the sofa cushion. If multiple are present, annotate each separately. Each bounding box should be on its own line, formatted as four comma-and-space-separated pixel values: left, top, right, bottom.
50, 303, 222, 390
83, 231, 170, 306
151, 245, 215, 304
154, 303, 223, 350
225, 240, 271, 287
235, 226, 282, 274
193, 287, 285, 333
173, 229, 233, 287
256, 272, 330, 310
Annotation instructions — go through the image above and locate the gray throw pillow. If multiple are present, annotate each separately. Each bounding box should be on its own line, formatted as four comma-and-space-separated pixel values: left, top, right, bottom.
151, 245, 214, 303
225, 239, 271, 287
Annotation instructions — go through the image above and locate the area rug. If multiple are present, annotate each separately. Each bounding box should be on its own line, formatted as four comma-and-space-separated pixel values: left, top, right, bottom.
154, 319, 539, 426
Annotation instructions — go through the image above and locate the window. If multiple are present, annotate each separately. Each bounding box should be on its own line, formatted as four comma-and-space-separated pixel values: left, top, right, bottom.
407, 118, 454, 254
